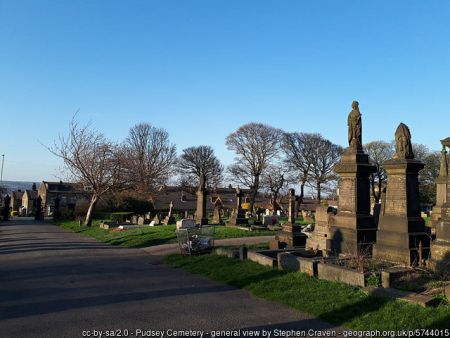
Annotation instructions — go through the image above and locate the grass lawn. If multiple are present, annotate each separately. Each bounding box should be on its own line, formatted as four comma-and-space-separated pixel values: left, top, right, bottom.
164, 254, 450, 331
55, 220, 275, 248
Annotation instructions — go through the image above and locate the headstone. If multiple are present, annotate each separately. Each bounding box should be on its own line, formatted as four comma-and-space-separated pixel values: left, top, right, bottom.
3, 195, 10, 221
213, 197, 223, 225
176, 219, 196, 230
131, 215, 138, 224
431, 144, 448, 227
227, 187, 248, 226
306, 205, 334, 253
152, 214, 161, 225
430, 137, 450, 272
137, 216, 145, 225
263, 215, 273, 226
329, 101, 377, 256
373, 123, 431, 266
274, 188, 306, 248
34, 196, 43, 221
195, 174, 208, 225
163, 201, 176, 225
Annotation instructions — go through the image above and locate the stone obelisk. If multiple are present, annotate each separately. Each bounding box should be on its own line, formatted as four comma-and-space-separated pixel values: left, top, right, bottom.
329, 101, 377, 256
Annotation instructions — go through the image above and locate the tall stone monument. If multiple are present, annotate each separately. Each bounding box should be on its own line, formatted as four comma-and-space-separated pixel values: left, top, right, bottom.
431, 141, 448, 227
329, 101, 377, 256
373, 123, 431, 266
227, 187, 248, 226
275, 188, 306, 248
195, 173, 208, 226
430, 137, 450, 271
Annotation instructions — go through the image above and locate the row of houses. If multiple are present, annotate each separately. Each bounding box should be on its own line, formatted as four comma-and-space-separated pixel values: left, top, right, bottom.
10, 181, 85, 216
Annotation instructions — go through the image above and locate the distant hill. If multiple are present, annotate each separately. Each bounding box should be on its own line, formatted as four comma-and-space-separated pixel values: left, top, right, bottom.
0, 181, 39, 192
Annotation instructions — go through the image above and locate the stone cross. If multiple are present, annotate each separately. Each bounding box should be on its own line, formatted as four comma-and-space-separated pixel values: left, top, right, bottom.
287, 188, 296, 224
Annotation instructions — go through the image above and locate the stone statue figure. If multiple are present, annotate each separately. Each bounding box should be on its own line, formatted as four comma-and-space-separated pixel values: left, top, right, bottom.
347, 100, 362, 151
393, 123, 414, 159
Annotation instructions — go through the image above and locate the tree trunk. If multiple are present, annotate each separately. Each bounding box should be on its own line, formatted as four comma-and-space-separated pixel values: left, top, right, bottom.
249, 175, 260, 214
317, 182, 321, 202
84, 194, 98, 227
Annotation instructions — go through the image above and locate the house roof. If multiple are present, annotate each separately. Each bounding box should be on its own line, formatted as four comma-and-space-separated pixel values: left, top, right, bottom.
41, 181, 83, 194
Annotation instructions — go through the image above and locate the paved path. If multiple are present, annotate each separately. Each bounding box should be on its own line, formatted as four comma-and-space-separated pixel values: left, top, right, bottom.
0, 219, 344, 338
141, 236, 274, 256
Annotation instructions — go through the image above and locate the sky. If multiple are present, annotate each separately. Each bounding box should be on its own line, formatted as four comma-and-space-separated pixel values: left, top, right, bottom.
1, 0, 450, 182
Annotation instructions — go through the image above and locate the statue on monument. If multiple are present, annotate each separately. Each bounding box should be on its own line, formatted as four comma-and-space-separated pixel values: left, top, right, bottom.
393, 123, 414, 159
347, 100, 362, 151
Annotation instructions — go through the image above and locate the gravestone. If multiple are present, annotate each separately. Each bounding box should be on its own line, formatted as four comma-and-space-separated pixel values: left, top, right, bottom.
3, 195, 10, 221
227, 187, 248, 226
306, 205, 334, 253
212, 197, 223, 225
274, 188, 306, 248
195, 174, 208, 225
373, 123, 431, 266
176, 219, 196, 230
152, 214, 161, 225
431, 142, 448, 227
137, 216, 145, 225
34, 196, 43, 221
329, 101, 377, 256
131, 215, 138, 224
430, 137, 450, 272
163, 201, 176, 225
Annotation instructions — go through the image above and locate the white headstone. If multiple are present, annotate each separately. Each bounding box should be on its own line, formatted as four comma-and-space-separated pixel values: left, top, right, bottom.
176, 219, 196, 230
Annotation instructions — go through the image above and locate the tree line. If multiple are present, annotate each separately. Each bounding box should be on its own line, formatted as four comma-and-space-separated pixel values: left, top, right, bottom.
49, 119, 440, 226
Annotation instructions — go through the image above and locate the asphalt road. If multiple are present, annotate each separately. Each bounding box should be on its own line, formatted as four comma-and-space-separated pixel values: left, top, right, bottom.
0, 218, 344, 338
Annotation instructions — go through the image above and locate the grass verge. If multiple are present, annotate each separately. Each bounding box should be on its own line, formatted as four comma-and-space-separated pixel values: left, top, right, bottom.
164, 254, 450, 330
55, 220, 274, 248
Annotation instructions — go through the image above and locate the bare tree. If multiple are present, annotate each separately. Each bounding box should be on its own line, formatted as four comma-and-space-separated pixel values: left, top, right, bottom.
364, 141, 394, 203
123, 123, 176, 197
226, 123, 282, 212
282, 132, 316, 205
307, 135, 342, 201
176, 145, 223, 190
48, 118, 124, 226
261, 164, 292, 204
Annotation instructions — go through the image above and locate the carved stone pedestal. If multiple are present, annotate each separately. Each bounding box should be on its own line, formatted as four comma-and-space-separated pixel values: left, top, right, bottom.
373, 159, 431, 266
330, 150, 377, 256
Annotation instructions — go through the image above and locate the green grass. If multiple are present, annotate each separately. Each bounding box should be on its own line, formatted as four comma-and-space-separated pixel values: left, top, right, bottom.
164, 254, 450, 330
55, 220, 274, 248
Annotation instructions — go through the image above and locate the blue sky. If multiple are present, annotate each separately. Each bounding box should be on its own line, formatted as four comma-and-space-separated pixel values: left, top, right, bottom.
1, 0, 450, 181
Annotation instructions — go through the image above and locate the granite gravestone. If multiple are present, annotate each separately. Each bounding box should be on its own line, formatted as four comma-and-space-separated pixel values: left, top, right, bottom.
274, 188, 306, 248
212, 197, 223, 225
373, 123, 431, 266
227, 187, 248, 226
329, 101, 377, 256
430, 137, 450, 271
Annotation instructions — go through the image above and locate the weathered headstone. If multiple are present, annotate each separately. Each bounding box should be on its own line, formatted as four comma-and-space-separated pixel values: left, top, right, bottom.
306, 205, 334, 253
431, 143, 448, 227
176, 219, 196, 230
274, 188, 306, 248
227, 187, 248, 226
152, 214, 161, 225
430, 137, 450, 272
34, 195, 43, 220
212, 197, 223, 225
137, 216, 145, 225
195, 174, 208, 225
329, 101, 377, 256
373, 123, 431, 266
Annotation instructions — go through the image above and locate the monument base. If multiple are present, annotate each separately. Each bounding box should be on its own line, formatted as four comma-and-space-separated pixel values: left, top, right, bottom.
329, 226, 377, 256
429, 240, 450, 272
271, 223, 307, 249
195, 218, 209, 226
